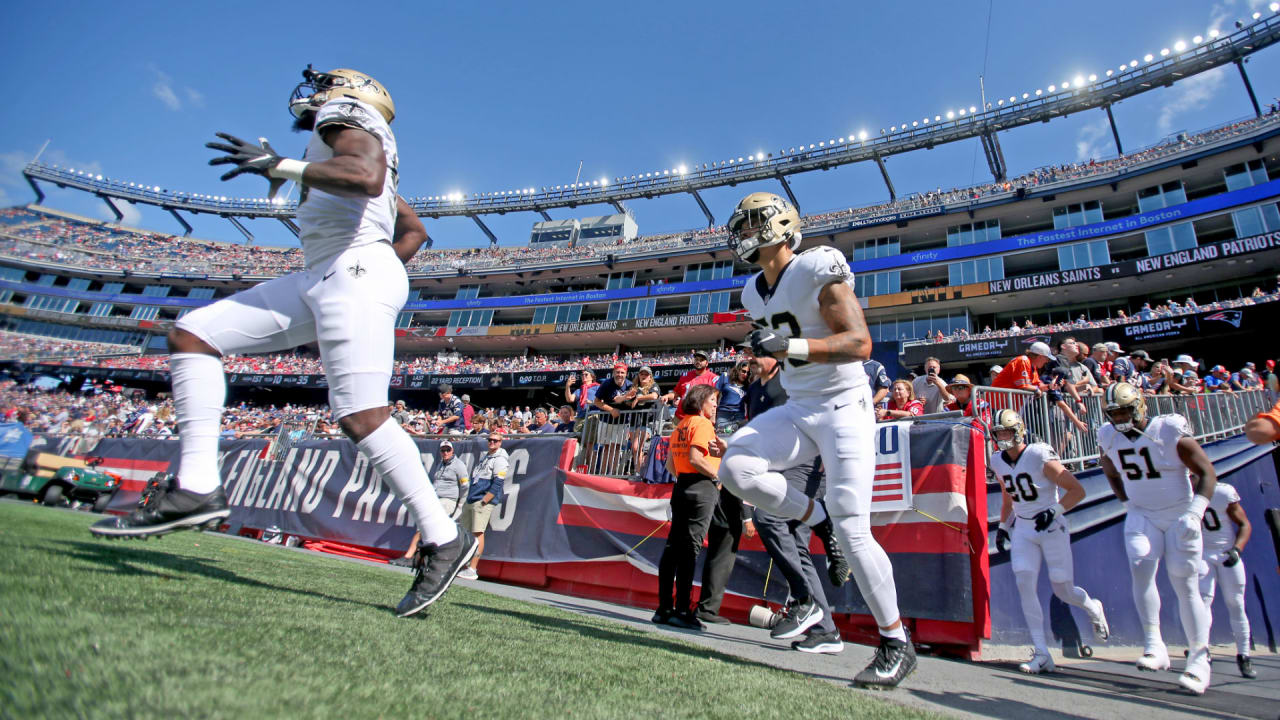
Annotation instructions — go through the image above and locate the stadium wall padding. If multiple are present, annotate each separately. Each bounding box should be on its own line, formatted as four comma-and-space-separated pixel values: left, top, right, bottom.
987, 438, 1280, 653
84, 422, 991, 656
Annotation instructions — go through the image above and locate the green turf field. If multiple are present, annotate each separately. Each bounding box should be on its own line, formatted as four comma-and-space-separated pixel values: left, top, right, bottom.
0, 501, 937, 719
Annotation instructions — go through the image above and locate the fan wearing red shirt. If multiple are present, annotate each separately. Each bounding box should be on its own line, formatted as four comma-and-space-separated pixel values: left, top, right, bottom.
665, 350, 719, 419
992, 342, 1055, 392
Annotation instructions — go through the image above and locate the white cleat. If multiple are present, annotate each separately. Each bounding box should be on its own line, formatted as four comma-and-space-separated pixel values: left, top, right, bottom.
1019, 651, 1056, 674
1085, 599, 1109, 642
1178, 670, 1209, 695
1136, 647, 1171, 672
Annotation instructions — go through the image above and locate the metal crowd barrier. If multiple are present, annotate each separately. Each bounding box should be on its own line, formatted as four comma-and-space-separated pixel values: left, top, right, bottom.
972, 386, 1273, 470
576, 405, 667, 478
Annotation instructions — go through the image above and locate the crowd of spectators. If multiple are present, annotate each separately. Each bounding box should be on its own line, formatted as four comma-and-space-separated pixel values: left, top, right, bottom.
3, 113, 1275, 279
911, 285, 1280, 346
0, 330, 140, 363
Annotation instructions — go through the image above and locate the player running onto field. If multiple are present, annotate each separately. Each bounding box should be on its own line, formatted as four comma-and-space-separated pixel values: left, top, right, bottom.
990, 409, 1109, 674
1198, 482, 1257, 678
1099, 382, 1217, 694
91, 66, 475, 618
717, 192, 914, 690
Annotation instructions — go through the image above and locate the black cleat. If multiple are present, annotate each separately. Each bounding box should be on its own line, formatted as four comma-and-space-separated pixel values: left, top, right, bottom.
89, 474, 229, 539
812, 514, 852, 587
854, 628, 917, 690
387, 556, 416, 568
696, 609, 732, 625
771, 598, 824, 640
665, 610, 704, 631
792, 628, 844, 654
395, 525, 477, 618
1237, 654, 1257, 679
651, 608, 673, 625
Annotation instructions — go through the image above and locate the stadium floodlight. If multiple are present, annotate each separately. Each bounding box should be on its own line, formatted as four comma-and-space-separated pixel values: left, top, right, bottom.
946, 111, 955, 119
1035, 89, 1043, 96
1253, 11, 1262, 19
858, 130, 868, 141
890, 126, 896, 132
1087, 74, 1096, 82
1194, 35, 1204, 43
968, 105, 976, 113
838, 138, 845, 144
923, 117, 930, 123
1144, 53, 1154, 62
1174, 40, 1186, 52
1106, 69, 1114, 77
1160, 48, 1170, 56
1272, 2, 1279, 12
1048, 84, 1056, 92
911, 121, 918, 127
598, 180, 606, 188
958, 108, 966, 116
1209, 29, 1220, 38
996, 99, 1003, 106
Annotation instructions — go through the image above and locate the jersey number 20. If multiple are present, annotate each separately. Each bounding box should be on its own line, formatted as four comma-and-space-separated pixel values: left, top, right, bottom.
1002, 473, 1039, 502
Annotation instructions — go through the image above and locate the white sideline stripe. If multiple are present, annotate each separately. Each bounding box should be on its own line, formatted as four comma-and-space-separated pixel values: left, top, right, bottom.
872, 492, 968, 526
562, 485, 671, 522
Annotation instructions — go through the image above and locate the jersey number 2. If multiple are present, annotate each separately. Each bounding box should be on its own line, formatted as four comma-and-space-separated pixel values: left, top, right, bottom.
768, 312, 810, 369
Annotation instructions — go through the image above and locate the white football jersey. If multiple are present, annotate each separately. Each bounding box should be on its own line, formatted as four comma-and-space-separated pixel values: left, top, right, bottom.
740, 246, 868, 397
990, 442, 1061, 518
1098, 414, 1193, 513
1201, 482, 1240, 553
297, 97, 400, 269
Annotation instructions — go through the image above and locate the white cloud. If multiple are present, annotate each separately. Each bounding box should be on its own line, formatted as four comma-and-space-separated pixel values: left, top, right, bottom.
149, 66, 204, 111
152, 69, 181, 111
1075, 116, 1112, 161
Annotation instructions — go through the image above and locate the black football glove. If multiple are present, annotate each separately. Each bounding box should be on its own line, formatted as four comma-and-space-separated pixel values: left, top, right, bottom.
995, 526, 1011, 553
1033, 507, 1057, 532
747, 328, 789, 358
206, 132, 288, 198
1223, 547, 1241, 567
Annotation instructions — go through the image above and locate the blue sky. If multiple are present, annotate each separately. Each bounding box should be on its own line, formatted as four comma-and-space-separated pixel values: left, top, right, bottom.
3, 0, 1280, 250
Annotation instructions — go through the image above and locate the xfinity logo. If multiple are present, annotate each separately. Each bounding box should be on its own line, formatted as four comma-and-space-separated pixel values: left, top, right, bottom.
910, 251, 940, 262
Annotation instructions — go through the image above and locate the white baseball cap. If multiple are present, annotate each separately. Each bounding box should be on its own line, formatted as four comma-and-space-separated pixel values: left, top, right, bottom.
1174, 354, 1196, 367
1028, 341, 1054, 359
990, 364, 1003, 374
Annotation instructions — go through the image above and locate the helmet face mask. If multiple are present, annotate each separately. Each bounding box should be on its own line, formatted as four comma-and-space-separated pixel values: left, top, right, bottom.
1104, 382, 1146, 432
289, 65, 396, 125
727, 192, 802, 262
990, 409, 1025, 451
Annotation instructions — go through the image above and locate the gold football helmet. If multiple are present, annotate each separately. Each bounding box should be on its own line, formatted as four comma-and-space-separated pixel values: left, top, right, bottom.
289, 66, 395, 124
727, 192, 802, 262
990, 409, 1025, 451
1104, 381, 1146, 431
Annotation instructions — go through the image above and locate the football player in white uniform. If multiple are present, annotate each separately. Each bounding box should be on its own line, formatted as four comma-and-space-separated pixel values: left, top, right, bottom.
717, 192, 915, 690
989, 410, 1109, 674
1099, 382, 1217, 694
91, 67, 475, 618
1198, 482, 1256, 678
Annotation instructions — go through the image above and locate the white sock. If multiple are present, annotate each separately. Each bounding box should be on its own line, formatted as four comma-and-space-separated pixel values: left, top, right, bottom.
1018, 571, 1048, 653
832, 513, 901, 630
357, 418, 457, 546
170, 353, 226, 494
881, 625, 907, 642
803, 498, 828, 527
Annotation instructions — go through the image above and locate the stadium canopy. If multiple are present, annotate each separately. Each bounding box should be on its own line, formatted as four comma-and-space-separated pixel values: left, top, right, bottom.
22, 12, 1280, 241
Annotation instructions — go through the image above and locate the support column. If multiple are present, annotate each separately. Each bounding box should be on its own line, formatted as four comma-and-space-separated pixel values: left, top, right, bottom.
227, 216, 254, 243
1235, 59, 1262, 118
777, 175, 801, 214
537, 209, 552, 221
99, 195, 123, 223
24, 175, 45, 204
610, 200, 626, 215
874, 156, 896, 201
470, 214, 498, 247
167, 207, 193, 237
1104, 104, 1124, 155
690, 189, 715, 227
278, 217, 300, 238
